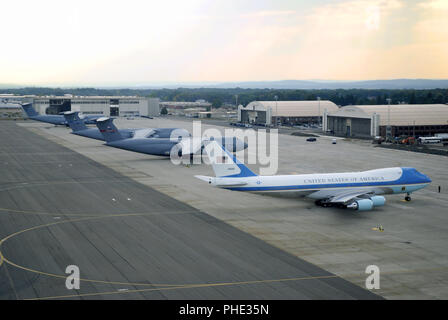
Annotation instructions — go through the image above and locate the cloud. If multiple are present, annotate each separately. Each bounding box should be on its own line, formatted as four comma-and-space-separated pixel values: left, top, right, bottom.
240, 10, 296, 18
1, 0, 447, 84
419, 0, 448, 10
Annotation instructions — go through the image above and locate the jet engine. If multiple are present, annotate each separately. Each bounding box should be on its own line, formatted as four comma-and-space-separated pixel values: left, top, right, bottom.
347, 199, 374, 211
370, 196, 386, 207
346, 196, 386, 211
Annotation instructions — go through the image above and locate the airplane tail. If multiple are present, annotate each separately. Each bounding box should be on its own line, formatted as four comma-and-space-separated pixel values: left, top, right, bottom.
202, 141, 257, 178
21, 103, 38, 117
64, 111, 87, 132
95, 117, 123, 142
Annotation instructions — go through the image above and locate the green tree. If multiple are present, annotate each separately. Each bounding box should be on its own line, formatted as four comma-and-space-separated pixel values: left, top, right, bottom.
160, 106, 168, 115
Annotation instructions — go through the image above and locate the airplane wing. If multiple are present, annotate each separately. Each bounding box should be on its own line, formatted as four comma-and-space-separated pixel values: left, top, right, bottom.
131, 128, 156, 139
327, 189, 376, 203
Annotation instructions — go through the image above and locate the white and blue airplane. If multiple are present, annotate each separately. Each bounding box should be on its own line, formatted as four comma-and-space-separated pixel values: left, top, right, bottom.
196, 141, 432, 211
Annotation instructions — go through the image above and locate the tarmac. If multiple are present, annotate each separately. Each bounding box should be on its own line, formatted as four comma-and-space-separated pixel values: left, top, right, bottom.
0, 121, 381, 300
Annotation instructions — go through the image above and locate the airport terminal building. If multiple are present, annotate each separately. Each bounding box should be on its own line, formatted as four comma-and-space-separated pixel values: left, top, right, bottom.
324, 104, 448, 138
238, 100, 339, 126
0, 94, 160, 117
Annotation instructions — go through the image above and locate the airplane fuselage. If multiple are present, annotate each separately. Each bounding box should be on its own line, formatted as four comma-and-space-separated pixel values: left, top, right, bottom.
72, 128, 135, 141
29, 115, 66, 125
107, 138, 178, 156
207, 167, 431, 200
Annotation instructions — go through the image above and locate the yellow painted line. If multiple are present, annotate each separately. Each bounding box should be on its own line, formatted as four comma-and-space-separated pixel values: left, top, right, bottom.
1, 213, 346, 300
5, 207, 448, 300
25, 275, 339, 300
0, 179, 130, 193
0, 214, 200, 288
0, 206, 197, 217
26, 266, 448, 300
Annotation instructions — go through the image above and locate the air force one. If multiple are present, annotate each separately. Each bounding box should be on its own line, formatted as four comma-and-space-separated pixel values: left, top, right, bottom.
21, 103, 101, 126
196, 141, 431, 211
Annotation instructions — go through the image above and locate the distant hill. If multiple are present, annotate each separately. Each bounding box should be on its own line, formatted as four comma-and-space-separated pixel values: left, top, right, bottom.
1, 79, 448, 90
210, 79, 448, 90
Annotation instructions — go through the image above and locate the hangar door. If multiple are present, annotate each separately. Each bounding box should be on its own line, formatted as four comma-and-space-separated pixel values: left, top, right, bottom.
46, 99, 71, 115
328, 117, 371, 137
110, 99, 119, 116
240, 109, 266, 124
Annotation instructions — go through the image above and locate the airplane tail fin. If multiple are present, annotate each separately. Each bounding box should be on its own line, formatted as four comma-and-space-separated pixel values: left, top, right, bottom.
64, 111, 87, 132
21, 103, 38, 117
95, 117, 123, 142
203, 141, 257, 178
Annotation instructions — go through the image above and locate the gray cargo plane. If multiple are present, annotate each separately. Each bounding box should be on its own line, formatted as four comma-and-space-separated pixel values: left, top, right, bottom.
21, 103, 101, 126
64, 111, 192, 148
95, 117, 247, 157
64, 111, 137, 140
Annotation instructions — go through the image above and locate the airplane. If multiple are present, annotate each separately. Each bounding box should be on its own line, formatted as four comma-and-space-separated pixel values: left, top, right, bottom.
21, 103, 102, 126
195, 141, 432, 211
64, 111, 194, 144
64, 111, 139, 140
95, 117, 247, 157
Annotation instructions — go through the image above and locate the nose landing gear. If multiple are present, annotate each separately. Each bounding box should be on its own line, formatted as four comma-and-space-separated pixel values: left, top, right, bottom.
405, 193, 411, 202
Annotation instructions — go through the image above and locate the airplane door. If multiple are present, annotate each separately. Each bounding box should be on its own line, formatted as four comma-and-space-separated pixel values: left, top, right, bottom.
346, 125, 351, 136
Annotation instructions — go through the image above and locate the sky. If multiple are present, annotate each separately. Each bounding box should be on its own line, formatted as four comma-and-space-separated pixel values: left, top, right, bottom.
0, 0, 447, 86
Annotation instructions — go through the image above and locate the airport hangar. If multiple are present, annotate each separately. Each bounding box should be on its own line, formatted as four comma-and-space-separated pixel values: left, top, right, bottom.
323, 104, 448, 138
238, 100, 339, 126
0, 94, 160, 117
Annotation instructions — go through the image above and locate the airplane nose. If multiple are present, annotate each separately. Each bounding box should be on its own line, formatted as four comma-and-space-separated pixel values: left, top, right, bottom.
424, 174, 432, 183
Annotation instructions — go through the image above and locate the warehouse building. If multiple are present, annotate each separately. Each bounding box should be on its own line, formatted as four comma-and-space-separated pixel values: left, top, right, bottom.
0, 94, 160, 117
238, 100, 339, 126
324, 104, 448, 138
0, 103, 23, 119
160, 100, 212, 115
33, 96, 160, 117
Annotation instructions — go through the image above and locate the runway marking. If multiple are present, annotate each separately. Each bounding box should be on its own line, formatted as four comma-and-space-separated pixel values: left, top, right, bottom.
0, 206, 198, 217
0, 179, 131, 193
25, 274, 340, 300
5, 213, 448, 300
0, 250, 4, 268
0, 214, 224, 288
22, 265, 448, 300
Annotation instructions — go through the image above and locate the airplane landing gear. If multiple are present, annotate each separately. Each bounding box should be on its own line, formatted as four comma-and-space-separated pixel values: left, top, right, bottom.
315, 200, 336, 208
405, 193, 411, 202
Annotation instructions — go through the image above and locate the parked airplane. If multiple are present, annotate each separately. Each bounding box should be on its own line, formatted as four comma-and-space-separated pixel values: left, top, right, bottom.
196, 141, 431, 211
64, 111, 137, 140
95, 117, 247, 157
21, 103, 101, 126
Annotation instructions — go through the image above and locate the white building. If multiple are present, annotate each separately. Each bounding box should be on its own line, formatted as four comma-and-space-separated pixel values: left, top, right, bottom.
238, 100, 339, 126
324, 104, 448, 138
0, 94, 160, 117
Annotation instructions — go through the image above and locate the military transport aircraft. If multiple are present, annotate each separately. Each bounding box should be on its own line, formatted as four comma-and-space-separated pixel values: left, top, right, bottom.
92, 116, 247, 157
21, 103, 102, 126
64, 111, 145, 140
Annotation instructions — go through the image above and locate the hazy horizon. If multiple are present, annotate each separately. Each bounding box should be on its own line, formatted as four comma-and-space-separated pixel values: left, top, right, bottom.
1, 0, 447, 86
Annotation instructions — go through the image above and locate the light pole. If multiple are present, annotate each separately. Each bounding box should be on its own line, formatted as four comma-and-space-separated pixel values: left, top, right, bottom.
317, 96, 321, 126
274, 95, 278, 127
386, 98, 391, 141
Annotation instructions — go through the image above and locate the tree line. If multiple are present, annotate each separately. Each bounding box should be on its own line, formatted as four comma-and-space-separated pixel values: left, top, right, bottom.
2, 87, 447, 108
